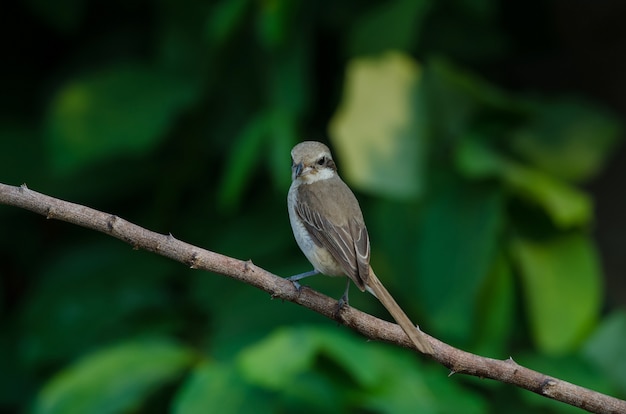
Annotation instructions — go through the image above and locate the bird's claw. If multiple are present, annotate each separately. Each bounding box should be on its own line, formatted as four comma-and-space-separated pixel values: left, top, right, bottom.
335, 294, 349, 314
290, 279, 302, 292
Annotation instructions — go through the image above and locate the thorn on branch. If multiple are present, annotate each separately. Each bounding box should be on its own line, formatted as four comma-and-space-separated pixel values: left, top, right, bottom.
107, 215, 118, 232
448, 370, 456, 377
505, 356, 519, 367
244, 259, 253, 272
540, 378, 557, 394
2, 182, 624, 413
188, 252, 199, 269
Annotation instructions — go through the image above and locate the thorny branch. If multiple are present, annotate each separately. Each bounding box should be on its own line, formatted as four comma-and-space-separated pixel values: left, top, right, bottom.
1, 182, 624, 414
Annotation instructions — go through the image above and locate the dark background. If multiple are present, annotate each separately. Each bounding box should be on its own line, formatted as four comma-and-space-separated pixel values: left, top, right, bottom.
1, 0, 625, 413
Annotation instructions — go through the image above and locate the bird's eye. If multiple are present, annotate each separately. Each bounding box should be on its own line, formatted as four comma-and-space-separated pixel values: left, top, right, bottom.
317, 157, 325, 166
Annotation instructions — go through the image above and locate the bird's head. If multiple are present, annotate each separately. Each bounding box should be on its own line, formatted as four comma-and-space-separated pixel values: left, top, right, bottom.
290, 141, 337, 183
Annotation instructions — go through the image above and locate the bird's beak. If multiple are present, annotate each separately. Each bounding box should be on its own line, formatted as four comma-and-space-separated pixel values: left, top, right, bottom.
293, 162, 304, 178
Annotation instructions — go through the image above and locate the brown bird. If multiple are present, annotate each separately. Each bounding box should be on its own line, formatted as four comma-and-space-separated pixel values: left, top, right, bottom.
287, 141, 433, 355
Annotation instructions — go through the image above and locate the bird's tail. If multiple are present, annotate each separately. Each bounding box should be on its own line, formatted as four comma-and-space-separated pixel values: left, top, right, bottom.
365, 269, 433, 355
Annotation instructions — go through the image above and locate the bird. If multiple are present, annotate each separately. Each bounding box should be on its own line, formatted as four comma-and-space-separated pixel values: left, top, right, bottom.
287, 141, 433, 355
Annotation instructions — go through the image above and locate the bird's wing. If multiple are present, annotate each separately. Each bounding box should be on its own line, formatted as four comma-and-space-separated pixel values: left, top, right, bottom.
295, 179, 370, 290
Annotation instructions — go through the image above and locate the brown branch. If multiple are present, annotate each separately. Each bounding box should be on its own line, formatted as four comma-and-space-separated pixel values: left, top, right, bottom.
1, 182, 624, 414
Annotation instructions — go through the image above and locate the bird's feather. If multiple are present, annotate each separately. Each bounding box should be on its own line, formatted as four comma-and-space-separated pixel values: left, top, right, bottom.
295, 176, 370, 290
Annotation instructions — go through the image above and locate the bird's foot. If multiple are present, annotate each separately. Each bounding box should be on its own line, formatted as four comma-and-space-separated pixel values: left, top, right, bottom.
333, 293, 350, 317
290, 280, 302, 291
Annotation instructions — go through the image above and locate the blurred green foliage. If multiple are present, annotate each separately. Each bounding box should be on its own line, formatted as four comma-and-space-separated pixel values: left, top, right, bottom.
1, 0, 625, 413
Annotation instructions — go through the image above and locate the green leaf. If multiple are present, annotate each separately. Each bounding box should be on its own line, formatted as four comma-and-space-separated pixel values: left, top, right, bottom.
237, 326, 318, 389
46, 64, 198, 174
456, 138, 593, 228
511, 99, 622, 182
173, 362, 272, 414
510, 234, 602, 354
237, 325, 485, 413
583, 311, 626, 390
20, 243, 177, 368
421, 58, 524, 142
255, 40, 312, 194
329, 51, 426, 200
206, 0, 251, 47
256, 0, 297, 49
432, 57, 520, 112
348, 0, 432, 56
217, 113, 269, 211
267, 108, 299, 192
236, 326, 389, 391
360, 350, 486, 414
474, 252, 515, 356
503, 163, 592, 228
515, 353, 617, 414
268, 40, 310, 119
236, 327, 355, 411
314, 328, 380, 388
34, 340, 194, 414
415, 174, 503, 342
455, 136, 506, 178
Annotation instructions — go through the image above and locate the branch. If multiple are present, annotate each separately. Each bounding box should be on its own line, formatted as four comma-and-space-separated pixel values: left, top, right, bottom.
1, 182, 624, 414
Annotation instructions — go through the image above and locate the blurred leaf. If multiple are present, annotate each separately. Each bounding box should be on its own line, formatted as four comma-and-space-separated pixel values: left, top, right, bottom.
419, 0, 506, 62
421, 58, 523, 142
429, 60, 621, 186
268, 42, 310, 119
266, 40, 310, 190
455, 136, 505, 178
237, 327, 353, 411
34, 340, 194, 414
348, 0, 432, 56
367, 201, 422, 302
237, 326, 318, 389
510, 234, 602, 354
4, 2, 626, 412
511, 99, 622, 182
256, 0, 297, 49
415, 174, 503, 342
238, 326, 372, 388
173, 362, 273, 414
360, 349, 486, 414
315, 327, 381, 388
206, 0, 251, 47
456, 138, 592, 228
515, 353, 617, 414
46, 64, 198, 174
156, 0, 214, 78
502, 162, 592, 228
474, 252, 515, 356
217, 113, 269, 210
329, 51, 426, 200
20, 243, 178, 368
237, 325, 484, 413
267, 108, 297, 191
583, 311, 626, 392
